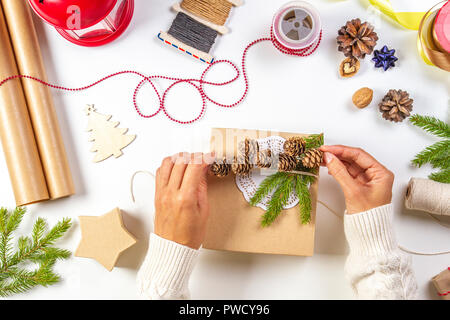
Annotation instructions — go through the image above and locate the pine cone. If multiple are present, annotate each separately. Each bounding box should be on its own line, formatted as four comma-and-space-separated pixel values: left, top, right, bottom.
283, 137, 306, 157
210, 158, 231, 177
302, 149, 323, 168
278, 153, 297, 172
238, 138, 259, 159
337, 18, 378, 59
379, 89, 413, 123
232, 156, 253, 176
256, 149, 273, 168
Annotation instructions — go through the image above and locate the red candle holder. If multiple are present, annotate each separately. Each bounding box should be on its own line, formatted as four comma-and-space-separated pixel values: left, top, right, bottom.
28, 0, 134, 47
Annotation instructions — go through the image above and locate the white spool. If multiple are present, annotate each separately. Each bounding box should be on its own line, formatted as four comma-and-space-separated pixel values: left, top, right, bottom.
272, 1, 322, 50
405, 178, 450, 216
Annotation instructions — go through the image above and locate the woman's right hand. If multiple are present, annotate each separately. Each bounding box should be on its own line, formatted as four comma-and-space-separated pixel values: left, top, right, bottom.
320, 145, 394, 214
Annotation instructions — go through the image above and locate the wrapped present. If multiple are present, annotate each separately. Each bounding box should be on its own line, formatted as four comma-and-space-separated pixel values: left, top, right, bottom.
432, 267, 450, 300
203, 128, 320, 256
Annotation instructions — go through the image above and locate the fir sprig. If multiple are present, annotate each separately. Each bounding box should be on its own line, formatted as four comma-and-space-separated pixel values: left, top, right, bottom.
296, 175, 312, 224
429, 169, 450, 184
410, 114, 450, 139
261, 176, 294, 227
250, 172, 288, 207
304, 133, 324, 150
0, 207, 71, 297
410, 114, 450, 183
250, 134, 323, 227
411, 140, 449, 168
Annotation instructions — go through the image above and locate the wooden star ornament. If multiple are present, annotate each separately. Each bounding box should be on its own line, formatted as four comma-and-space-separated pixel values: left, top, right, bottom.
75, 208, 137, 271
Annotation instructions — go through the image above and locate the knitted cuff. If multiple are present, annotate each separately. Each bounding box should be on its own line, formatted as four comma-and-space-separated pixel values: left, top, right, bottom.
344, 204, 398, 256
138, 233, 199, 297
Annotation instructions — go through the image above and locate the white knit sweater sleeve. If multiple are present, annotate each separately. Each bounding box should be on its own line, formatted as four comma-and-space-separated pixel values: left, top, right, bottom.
344, 204, 418, 300
137, 233, 198, 300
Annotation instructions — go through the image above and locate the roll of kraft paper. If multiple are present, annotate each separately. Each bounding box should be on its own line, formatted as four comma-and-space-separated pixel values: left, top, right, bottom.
405, 178, 450, 216
0, 4, 49, 206
1, 0, 74, 200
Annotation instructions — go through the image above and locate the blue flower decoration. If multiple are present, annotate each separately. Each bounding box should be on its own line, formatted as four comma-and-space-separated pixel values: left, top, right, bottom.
372, 45, 398, 71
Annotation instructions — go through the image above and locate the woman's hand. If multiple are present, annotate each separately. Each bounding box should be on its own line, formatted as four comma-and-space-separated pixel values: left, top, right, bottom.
154, 152, 214, 249
320, 145, 394, 214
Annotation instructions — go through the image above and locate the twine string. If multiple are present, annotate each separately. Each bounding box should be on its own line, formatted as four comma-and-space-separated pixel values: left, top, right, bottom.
168, 12, 219, 53
317, 202, 450, 256
397, 245, 450, 256
426, 213, 450, 229
181, 0, 233, 26
286, 170, 319, 178
405, 178, 449, 216
130, 170, 156, 203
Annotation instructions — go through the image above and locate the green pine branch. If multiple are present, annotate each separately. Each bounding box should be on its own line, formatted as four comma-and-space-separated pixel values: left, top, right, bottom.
410, 114, 450, 139
252, 172, 317, 227
0, 207, 26, 271
250, 134, 323, 227
411, 140, 450, 168
304, 133, 324, 150
261, 176, 294, 227
0, 261, 60, 296
410, 114, 450, 183
296, 175, 312, 224
429, 168, 450, 184
0, 207, 72, 297
250, 172, 287, 206
430, 154, 450, 170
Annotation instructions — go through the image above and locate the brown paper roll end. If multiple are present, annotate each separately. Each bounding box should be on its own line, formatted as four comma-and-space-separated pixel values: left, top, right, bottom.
16, 195, 50, 207
11, 168, 50, 206
49, 185, 75, 201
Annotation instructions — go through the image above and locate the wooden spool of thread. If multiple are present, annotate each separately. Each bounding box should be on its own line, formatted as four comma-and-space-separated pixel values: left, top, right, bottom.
181, 0, 232, 26
405, 178, 450, 216
158, 0, 243, 63
168, 12, 218, 54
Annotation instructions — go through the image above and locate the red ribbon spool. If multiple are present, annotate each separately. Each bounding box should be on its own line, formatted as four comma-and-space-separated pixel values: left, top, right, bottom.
28, 0, 134, 47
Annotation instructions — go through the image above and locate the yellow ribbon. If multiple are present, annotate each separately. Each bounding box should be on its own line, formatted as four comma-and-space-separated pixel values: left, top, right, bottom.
368, 0, 426, 30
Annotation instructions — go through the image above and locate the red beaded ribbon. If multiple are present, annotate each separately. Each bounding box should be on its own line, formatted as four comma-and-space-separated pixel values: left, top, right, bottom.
0, 29, 322, 125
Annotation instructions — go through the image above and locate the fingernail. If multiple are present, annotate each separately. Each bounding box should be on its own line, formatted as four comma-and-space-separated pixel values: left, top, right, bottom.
324, 152, 334, 164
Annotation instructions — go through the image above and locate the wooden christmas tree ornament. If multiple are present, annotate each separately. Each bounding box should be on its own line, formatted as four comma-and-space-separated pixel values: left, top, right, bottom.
75, 207, 137, 271
85, 105, 136, 162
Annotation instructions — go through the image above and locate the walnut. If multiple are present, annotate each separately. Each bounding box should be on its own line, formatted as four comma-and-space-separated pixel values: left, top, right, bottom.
339, 57, 360, 78
352, 87, 373, 108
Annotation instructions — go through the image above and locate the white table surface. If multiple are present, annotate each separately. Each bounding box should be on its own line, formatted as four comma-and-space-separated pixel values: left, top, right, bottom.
1, 0, 449, 300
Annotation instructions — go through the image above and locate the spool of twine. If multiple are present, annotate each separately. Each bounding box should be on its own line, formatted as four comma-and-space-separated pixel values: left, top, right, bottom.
168, 12, 218, 53
181, 0, 232, 26
405, 178, 450, 216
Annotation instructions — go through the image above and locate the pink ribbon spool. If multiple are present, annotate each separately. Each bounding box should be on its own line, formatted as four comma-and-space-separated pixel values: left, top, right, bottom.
272, 1, 322, 51
434, 0, 450, 53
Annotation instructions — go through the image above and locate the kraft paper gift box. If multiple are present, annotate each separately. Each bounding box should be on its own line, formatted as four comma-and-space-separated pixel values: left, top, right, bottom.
203, 128, 320, 256
432, 267, 450, 300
